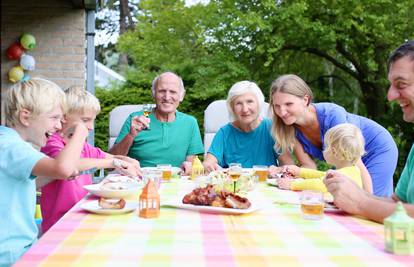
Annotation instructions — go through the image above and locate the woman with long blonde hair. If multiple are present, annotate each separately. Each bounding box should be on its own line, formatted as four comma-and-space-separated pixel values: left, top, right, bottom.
269, 74, 398, 197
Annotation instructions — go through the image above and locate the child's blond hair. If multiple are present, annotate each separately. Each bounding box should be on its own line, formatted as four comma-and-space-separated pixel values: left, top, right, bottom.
4, 77, 65, 127
323, 123, 365, 165
64, 86, 101, 115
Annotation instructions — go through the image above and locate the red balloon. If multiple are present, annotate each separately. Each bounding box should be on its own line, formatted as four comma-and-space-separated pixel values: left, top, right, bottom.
6, 42, 25, 60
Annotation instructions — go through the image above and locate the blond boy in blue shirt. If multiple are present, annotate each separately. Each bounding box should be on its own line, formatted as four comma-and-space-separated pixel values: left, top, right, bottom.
0, 78, 89, 266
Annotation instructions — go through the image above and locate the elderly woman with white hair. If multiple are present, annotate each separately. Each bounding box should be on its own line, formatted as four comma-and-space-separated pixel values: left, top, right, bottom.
203, 81, 292, 172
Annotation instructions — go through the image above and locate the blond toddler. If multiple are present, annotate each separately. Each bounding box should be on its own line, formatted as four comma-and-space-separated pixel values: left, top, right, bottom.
277, 123, 372, 193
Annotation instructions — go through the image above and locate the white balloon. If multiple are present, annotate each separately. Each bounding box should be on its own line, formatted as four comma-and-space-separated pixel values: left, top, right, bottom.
20, 54, 36, 71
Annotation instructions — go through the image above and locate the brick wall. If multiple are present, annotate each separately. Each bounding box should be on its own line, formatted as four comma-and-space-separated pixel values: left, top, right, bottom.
0, 0, 86, 124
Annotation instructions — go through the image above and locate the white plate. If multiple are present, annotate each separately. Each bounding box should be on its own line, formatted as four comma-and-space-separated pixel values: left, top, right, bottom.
142, 166, 182, 175
266, 178, 278, 187
83, 182, 143, 198
81, 200, 138, 215
103, 174, 140, 183
162, 197, 260, 215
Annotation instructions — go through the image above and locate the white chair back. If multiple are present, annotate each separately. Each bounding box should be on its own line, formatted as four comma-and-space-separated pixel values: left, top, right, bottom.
203, 100, 271, 154
108, 104, 143, 149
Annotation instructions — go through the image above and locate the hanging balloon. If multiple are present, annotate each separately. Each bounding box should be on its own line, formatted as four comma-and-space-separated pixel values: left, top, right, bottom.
6, 42, 25, 60
22, 73, 31, 82
8, 66, 25, 83
20, 54, 36, 71
20, 33, 36, 50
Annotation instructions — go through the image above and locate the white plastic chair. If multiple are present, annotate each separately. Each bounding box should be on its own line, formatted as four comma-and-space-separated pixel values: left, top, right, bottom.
203, 100, 271, 154
108, 104, 143, 149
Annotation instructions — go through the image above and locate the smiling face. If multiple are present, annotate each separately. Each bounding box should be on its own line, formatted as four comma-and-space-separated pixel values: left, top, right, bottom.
387, 57, 414, 123
153, 73, 183, 116
272, 91, 310, 126
231, 92, 260, 126
26, 105, 63, 147
63, 109, 97, 133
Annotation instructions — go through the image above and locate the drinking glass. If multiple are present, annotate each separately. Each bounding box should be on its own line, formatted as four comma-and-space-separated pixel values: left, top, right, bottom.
228, 163, 242, 193
142, 104, 153, 130
157, 164, 172, 181
253, 165, 269, 182
300, 190, 324, 220
142, 169, 162, 189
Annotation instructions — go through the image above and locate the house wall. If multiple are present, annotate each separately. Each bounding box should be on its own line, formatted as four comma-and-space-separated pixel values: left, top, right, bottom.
1, 0, 86, 124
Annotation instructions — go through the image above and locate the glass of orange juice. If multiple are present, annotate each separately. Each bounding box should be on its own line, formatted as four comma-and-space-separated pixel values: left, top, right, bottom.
253, 165, 268, 182
300, 190, 324, 220
157, 164, 172, 181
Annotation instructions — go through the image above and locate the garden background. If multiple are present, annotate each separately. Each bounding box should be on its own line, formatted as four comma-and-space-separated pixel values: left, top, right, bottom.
94, 0, 414, 184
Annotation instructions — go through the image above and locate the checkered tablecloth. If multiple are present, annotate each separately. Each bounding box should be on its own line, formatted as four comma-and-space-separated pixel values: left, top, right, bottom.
15, 180, 414, 266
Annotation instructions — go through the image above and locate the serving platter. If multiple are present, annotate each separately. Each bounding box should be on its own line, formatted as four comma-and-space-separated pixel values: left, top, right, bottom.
162, 196, 260, 215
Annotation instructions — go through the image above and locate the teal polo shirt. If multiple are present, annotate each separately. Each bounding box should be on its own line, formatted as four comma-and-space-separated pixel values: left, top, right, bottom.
395, 143, 414, 204
115, 111, 204, 167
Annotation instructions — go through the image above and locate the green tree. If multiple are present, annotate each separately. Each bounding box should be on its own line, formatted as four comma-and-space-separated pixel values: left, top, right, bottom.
96, 0, 414, 181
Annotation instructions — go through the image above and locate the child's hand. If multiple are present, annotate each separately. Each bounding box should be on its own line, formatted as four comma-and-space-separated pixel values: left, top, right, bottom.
63, 122, 88, 140
113, 155, 140, 168
113, 159, 142, 177
268, 165, 283, 177
277, 177, 293, 190
283, 165, 300, 177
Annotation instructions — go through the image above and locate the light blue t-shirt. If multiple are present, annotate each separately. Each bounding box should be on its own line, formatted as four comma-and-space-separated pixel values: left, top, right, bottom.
0, 126, 45, 266
115, 111, 204, 167
395, 143, 414, 204
295, 103, 398, 197
208, 119, 279, 168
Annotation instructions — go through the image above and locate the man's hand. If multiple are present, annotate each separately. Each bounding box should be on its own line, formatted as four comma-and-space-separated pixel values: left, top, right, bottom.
324, 170, 368, 215
129, 115, 150, 136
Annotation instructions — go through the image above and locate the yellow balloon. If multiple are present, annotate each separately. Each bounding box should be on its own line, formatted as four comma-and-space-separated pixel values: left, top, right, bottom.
8, 66, 24, 83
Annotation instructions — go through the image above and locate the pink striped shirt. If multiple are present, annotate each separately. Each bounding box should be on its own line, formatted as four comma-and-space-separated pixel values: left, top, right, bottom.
40, 133, 106, 232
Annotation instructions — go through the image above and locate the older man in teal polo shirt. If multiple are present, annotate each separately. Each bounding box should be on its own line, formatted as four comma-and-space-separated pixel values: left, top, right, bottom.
109, 72, 204, 170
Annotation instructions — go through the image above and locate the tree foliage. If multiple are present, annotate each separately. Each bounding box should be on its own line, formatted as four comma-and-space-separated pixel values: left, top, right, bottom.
96, 0, 414, 182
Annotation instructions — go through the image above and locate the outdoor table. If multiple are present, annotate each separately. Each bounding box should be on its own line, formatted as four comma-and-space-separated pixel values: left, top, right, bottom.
16, 179, 414, 266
